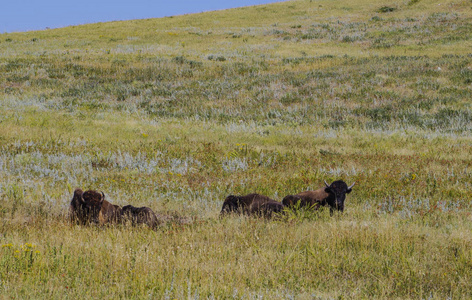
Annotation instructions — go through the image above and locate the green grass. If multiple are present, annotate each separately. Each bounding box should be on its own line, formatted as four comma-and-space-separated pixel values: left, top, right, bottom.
1, 0, 472, 298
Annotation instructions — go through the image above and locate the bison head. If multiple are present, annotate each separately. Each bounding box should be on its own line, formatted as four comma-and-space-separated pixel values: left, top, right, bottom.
81, 190, 105, 224
70, 188, 86, 224
121, 205, 136, 222
122, 205, 139, 219
70, 188, 85, 209
282, 194, 302, 207
324, 180, 355, 213
220, 195, 242, 215
122, 205, 138, 213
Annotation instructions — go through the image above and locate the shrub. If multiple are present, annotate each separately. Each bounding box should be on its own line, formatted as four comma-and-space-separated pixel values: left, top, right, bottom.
378, 6, 396, 13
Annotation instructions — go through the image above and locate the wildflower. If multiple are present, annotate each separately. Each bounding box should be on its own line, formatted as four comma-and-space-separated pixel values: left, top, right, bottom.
142, 133, 148, 138
2, 243, 13, 248
412, 173, 417, 180
24, 243, 35, 248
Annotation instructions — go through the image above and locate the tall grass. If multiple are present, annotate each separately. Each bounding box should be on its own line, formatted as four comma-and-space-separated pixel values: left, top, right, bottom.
1, 0, 472, 298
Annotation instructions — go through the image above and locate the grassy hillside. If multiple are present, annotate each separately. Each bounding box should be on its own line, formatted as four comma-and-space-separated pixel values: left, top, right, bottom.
1, 0, 472, 298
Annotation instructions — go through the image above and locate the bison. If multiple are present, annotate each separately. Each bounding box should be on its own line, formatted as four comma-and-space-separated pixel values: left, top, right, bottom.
86, 191, 122, 225
70, 189, 122, 225
220, 193, 284, 218
283, 180, 355, 214
69, 188, 87, 224
121, 205, 160, 229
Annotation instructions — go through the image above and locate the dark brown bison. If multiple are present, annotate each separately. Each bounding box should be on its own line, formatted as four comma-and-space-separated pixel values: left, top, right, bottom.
259, 201, 285, 217
283, 180, 355, 214
69, 188, 87, 224
220, 193, 284, 218
87, 191, 122, 225
70, 189, 122, 225
121, 205, 160, 229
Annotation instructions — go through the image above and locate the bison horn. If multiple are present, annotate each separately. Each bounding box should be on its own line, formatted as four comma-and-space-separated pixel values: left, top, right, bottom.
324, 180, 330, 188
101, 192, 105, 200
348, 182, 356, 189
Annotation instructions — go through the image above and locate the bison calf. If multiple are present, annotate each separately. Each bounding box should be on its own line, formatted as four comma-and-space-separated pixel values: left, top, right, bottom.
221, 193, 284, 218
121, 205, 159, 229
283, 180, 355, 214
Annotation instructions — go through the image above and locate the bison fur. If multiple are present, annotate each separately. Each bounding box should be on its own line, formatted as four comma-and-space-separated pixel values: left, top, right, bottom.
283, 180, 355, 214
121, 205, 160, 229
221, 193, 284, 218
71, 189, 121, 225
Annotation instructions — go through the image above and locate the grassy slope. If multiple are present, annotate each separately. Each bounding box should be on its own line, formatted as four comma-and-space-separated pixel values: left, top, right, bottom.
1, 0, 472, 298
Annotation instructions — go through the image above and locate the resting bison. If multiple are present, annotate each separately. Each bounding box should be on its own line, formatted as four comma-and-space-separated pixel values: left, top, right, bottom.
70, 189, 122, 225
69, 188, 87, 224
88, 191, 121, 225
283, 180, 355, 214
121, 205, 159, 229
220, 193, 284, 217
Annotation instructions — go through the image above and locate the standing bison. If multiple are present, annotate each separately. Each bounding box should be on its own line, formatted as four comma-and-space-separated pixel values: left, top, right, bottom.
121, 205, 160, 229
221, 193, 284, 218
283, 180, 355, 214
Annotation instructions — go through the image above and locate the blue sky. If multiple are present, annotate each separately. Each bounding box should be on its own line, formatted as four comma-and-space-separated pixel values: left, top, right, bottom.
1, 0, 284, 33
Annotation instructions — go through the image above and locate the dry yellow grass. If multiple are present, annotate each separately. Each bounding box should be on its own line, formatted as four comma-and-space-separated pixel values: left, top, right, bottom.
1, 0, 472, 298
